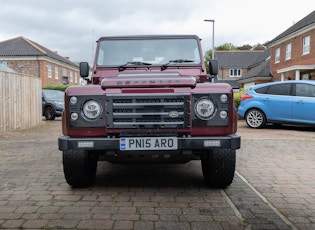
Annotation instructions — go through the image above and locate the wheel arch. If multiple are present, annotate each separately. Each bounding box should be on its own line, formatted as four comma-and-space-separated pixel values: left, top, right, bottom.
245, 106, 267, 120
243, 101, 269, 121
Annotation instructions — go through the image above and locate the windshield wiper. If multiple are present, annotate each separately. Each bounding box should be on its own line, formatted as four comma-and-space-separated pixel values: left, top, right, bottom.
118, 61, 152, 71
161, 59, 194, 70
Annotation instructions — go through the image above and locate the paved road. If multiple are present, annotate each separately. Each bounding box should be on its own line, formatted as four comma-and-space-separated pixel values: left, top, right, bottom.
0, 119, 314, 229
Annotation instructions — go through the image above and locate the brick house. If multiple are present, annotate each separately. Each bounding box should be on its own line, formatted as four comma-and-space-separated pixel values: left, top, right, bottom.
266, 10, 315, 81
235, 49, 272, 89
218, 11, 315, 89
215, 50, 264, 80
215, 50, 270, 90
0, 36, 79, 87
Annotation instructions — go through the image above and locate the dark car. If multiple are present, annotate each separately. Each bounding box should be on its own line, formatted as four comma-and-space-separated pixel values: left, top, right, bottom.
42, 89, 64, 120
238, 80, 315, 128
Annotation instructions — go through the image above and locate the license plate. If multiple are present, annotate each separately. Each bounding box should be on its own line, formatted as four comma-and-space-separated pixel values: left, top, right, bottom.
120, 137, 177, 150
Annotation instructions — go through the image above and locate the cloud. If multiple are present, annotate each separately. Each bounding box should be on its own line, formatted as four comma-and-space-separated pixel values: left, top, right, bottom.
1, 0, 315, 64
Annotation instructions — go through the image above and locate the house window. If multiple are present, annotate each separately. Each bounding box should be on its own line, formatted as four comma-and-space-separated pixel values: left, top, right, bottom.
62, 68, 67, 77
275, 48, 280, 63
70, 71, 73, 82
229, 69, 242, 77
285, 43, 291, 60
74, 72, 78, 83
47, 64, 52, 78
303, 35, 310, 55
55, 67, 59, 79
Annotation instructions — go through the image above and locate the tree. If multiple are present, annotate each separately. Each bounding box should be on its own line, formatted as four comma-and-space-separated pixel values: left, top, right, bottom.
203, 42, 266, 73
238, 44, 252, 50
216, 43, 238, 50
252, 43, 266, 50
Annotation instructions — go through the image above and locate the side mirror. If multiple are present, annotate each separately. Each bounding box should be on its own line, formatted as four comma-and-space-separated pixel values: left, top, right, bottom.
79, 62, 89, 78
209, 59, 218, 76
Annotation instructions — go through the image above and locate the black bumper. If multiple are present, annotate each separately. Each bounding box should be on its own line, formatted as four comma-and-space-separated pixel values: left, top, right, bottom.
58, 134, 241, 151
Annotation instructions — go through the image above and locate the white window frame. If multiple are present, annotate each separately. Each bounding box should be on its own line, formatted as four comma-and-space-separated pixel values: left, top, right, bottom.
74, 72, 78, 83
54, 67, 59, 79
285, 43, 291, 60
70, 71, 73, 82
275, 47, 280, 63
47, 64, 52, 78
303, 35, 310, 55
62, 69, 67, 77
229, 68, 242, 77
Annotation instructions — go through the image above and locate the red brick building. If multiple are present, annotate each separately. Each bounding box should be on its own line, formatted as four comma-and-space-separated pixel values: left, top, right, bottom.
220, 11, 315, 89
267, 10, 315, 81
0, 36, 79, 87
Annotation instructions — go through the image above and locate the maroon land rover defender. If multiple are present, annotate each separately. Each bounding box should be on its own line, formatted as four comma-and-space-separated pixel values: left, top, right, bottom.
58, 35, 241, 188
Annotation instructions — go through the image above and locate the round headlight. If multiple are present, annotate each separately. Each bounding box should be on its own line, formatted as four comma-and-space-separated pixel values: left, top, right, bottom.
82, 100, 102, 119
195, 98, 215, 120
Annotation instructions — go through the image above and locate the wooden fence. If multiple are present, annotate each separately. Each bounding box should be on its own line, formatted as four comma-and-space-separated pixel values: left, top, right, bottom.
0, 71, 42, 132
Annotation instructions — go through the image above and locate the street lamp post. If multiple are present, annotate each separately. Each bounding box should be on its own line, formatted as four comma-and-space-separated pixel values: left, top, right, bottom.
204, 19, 215, 60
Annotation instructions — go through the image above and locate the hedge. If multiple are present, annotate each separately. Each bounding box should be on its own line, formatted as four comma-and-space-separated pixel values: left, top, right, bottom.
43, 84, 71, 92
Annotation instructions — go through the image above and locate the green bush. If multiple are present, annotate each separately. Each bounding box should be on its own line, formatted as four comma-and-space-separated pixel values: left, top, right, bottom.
234, 90, 245, 109
43, 84, 70, 92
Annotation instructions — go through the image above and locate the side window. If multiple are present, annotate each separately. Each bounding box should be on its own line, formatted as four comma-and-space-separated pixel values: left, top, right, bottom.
254, 86, 268, 94
296, 84, 315, 97
266, 84, 291, 96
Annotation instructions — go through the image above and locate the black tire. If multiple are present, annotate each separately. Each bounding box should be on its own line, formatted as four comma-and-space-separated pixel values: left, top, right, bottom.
245, 108, 266, 129
201, 149, 236, 188
44, 106, 56, 120
63, 150, 98, 188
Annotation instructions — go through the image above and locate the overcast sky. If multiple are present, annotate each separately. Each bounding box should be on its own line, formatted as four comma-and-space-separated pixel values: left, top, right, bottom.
0, 0, 314, 64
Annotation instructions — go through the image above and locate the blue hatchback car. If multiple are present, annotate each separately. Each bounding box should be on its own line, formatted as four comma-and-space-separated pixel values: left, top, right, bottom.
238, 80, 315, 128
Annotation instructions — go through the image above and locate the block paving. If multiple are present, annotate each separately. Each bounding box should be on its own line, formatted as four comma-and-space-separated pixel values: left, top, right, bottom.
0, 119, 314, 229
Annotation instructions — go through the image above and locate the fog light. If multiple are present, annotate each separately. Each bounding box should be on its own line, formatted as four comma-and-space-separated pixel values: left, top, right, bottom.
78, 141, 94, 148
204, 140, 221, 147
71, 112, 79, 120
220, 111, 228, 119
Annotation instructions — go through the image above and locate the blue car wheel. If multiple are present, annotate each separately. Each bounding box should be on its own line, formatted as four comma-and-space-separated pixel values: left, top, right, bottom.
245, 109, 266, 129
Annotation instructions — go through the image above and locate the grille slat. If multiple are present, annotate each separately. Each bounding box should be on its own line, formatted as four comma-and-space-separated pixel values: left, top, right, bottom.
107, 94, 190, 129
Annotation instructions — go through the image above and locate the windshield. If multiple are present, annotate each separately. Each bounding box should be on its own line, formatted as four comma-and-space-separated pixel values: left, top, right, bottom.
43, 90, 64, 100
96, 38, 201, 66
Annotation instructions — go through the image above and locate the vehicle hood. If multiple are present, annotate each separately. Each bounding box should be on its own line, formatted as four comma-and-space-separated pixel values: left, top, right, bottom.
101, 72, 197, 89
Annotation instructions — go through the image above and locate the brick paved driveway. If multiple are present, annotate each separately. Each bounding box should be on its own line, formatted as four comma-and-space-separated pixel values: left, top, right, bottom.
0, 119, 314, 229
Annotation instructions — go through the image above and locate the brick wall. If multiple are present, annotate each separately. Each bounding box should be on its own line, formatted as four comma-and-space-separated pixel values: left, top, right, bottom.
7, 60, 41, 78
5, 58, 79, 87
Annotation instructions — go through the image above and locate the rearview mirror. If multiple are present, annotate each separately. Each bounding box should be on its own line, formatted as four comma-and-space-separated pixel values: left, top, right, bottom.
209, 59, 218, 76
79, 62, 89, 78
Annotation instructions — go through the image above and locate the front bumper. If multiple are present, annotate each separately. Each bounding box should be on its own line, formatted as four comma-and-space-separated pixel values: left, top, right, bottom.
58, 134, 241, 151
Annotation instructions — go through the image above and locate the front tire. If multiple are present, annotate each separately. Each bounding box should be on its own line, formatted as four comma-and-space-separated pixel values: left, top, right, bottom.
44, 106, 56, 120
245, 108, 266, 129
63, 150, 98, 188
201, 149, 236, 188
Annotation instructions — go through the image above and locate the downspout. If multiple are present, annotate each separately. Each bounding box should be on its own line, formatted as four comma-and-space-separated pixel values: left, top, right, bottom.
36, 55, 43, 87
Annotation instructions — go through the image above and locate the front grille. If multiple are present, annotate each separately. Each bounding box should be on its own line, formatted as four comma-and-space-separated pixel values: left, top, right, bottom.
106, 93, 190, 129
